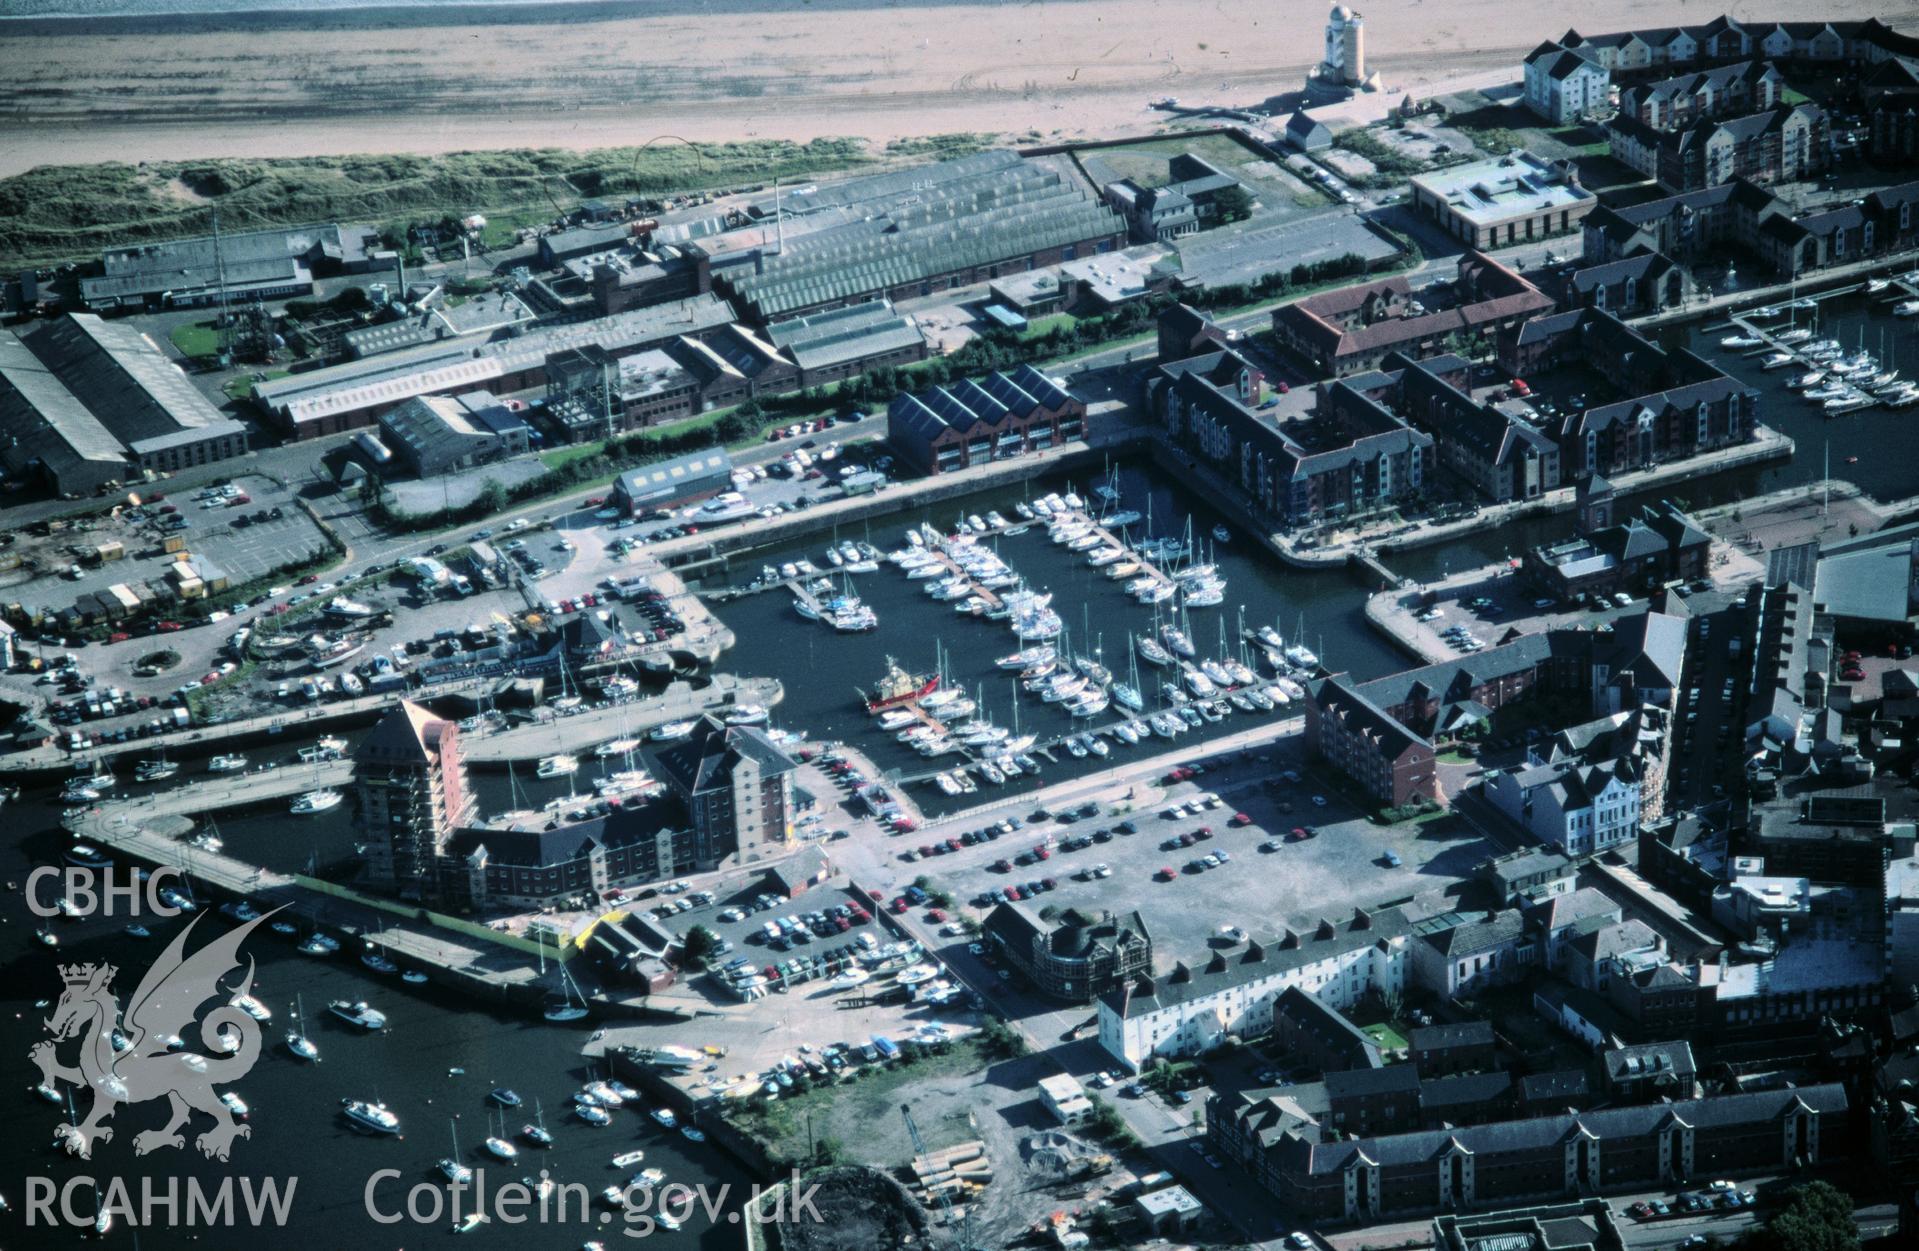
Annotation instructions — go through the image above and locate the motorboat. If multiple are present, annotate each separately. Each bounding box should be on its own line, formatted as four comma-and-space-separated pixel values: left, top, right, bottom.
328, 999, 387, 1030
576, 1103, 611, 1126
291, 789, 343, 815
596, 738, 640, 758
230, 993, 271, 1022
725, 704, 769, 726
342, 1099, 401, 1135
1160, 625, 1196, 658
361, 950, 399, 975
536, 755, 579, 779
207, 754, 248, 773
650, 1107, 678, 1129
648, 719, 696, 741
1719, 333, 1762, 348
135, 758, 180, 782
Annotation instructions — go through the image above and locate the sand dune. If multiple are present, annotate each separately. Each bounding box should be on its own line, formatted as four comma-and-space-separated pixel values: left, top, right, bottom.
0, 0, 1910, 176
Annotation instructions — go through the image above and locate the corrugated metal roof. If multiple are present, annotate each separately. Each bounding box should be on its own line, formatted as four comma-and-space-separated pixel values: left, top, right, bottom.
0, 329, 126, 465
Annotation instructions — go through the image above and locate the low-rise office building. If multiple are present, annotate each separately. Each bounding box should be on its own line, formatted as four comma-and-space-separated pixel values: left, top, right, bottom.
1410, 152, 1598, 251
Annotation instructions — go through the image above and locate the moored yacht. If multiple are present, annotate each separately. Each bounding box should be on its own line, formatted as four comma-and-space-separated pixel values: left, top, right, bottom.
342, 1099, 401, 1135
328, 999, 387, 1030
290, 789, 343, 815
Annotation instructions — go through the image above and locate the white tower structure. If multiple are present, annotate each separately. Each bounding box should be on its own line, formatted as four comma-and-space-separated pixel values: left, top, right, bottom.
1315, 5, 1380, 93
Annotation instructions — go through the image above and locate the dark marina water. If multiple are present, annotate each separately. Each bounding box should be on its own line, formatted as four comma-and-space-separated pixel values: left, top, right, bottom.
696, 460, 1396, 818
0, 768, 756, 1250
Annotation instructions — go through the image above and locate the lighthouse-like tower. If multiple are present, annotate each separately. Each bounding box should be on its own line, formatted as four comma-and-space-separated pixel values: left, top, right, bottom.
1324, 5, 1365, 87
1312, 5, 1381, 96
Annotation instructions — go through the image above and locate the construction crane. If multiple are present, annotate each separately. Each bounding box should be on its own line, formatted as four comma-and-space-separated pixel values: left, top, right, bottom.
901, 1103, 976, 1251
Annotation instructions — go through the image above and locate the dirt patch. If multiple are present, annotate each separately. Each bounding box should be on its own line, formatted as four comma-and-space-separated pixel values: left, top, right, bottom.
161, 175, 212, 205
769, 1166, 935, 1251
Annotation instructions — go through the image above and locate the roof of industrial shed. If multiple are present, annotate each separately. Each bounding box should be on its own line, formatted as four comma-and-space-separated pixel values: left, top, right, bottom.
612, 447, 734, 504
255, 295, 734, 426
0, 329, 128, 469
764, 301, 927, 372
720, 152, 1123, 317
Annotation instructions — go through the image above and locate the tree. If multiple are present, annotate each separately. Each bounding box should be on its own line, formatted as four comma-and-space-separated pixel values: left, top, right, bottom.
681, 924, 717, 965
1213, 184, 1255, 224
477, 478, 509, 515
978, 1016, 1028, 1059
1741, 1182, 1857, 1251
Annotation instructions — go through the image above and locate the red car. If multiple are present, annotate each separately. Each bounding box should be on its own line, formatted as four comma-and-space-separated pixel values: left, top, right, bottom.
585, 496, 604, 506
108, 632, 130, 644
1841, 667, 1865, 682
1155, 866, 1177, 881
298, 574, 319, 586
926, 908, 946, 923
157, 621, 184, 632
1033, 844, 1050, 860
1287, 827, 1309, 842
866, 890, 883, 902
202, 671, 221, 684
1005, 886, 1024, 901
1229, 812, 1252, 827
889, 897, 908, 914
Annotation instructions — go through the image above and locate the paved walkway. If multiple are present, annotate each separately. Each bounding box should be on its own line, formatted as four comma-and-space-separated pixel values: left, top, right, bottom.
458, 674, 782, 763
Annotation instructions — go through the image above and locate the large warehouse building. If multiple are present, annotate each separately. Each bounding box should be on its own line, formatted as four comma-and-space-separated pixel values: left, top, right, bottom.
697, 150, 1126, 322
252, 294, 736, 438
0, 314, 250, 496
80, 222, 381, 312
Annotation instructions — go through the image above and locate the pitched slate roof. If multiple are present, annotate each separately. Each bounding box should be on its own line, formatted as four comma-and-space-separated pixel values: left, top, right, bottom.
1410, 1020, 1495, 1051
1260, 1084, 1845, 1177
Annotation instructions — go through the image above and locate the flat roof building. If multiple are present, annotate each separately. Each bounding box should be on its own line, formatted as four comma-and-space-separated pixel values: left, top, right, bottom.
1037, 1074, 1094, 1125
1411, 151, 1598, 250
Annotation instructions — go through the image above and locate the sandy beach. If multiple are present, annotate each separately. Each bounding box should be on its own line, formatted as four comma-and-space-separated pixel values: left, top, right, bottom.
0, 0, 1912, 177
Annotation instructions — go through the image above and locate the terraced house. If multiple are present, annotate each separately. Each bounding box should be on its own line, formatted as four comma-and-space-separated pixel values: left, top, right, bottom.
1210, 1082, 1847, 1221
1096, 907, 1413, 1071
1303, 675, 1437, 807
1609, 103, 1826, 192
1497, 308, 1758, 480
1617, 60, 1786, 131
1341, 351, 1561, 504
